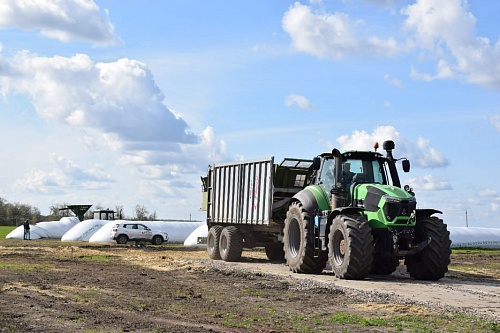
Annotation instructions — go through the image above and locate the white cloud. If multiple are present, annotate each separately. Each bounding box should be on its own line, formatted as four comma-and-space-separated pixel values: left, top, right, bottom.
415, 137, 448, 168
492, 199, 500, 212
285, 93, 314, 110
0, 51, 228, 174
282, 0, 500, 90
14, 155, 113, 194
0, 0, 121, 46
384, 74, 403, 88
402, 0, 500, 89
478, 188, 498, 198
407, 174, 452, 191
1, 52, 196, 148
335, 126, 449, 168
14, 169, 67, 194
282, 2, 399, 59
491, 115, 500, 132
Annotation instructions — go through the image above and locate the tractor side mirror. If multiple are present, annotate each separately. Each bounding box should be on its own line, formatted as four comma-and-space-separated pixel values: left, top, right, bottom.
310, 157, 321, 170
402, 159, 410, 173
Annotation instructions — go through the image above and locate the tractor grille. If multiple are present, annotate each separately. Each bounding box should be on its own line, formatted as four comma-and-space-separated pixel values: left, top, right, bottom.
383, 196, 416, 222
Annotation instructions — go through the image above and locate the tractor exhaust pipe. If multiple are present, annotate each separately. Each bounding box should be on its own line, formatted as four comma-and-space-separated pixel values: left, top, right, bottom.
383, 140, 395, 162
383, 140, 401, 188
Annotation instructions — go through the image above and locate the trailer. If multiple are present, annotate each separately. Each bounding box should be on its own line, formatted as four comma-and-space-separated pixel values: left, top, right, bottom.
200, 157, 314, 261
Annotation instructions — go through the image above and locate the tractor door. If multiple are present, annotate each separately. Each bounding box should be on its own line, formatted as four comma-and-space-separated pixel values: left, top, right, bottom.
317, 157, 335, 206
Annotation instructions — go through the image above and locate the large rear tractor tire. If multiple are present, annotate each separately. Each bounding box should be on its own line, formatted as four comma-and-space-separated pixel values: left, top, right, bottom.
405, 216, 451, 280
328, 214, 373, 280
283, 202, 327, 274
207, 226, 223, 260
219, 226, 243, 262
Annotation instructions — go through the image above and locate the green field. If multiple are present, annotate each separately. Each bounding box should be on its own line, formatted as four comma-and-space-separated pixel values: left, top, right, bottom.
0, 226, 16, 239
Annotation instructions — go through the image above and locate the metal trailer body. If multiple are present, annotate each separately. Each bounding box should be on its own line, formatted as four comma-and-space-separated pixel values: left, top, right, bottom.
202, 157, 313, 248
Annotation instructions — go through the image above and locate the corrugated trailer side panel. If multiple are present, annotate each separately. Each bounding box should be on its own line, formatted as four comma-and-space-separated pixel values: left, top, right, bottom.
208, 158, 274, 226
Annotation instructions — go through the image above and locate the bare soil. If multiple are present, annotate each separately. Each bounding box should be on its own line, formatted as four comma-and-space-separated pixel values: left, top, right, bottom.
0, 240, 499, 333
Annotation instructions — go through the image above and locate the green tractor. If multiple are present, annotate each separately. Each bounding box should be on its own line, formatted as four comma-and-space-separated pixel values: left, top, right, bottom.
283, 140, 451, 280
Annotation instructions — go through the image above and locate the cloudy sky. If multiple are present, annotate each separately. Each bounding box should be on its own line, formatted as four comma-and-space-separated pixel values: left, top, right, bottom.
0, 0, 499, 227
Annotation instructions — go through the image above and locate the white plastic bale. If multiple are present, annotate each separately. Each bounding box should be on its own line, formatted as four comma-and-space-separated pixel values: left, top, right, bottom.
61, 219, 109, 242
449, 227, 500, 249
183, 224, 208, 247
6, 217, 80, 239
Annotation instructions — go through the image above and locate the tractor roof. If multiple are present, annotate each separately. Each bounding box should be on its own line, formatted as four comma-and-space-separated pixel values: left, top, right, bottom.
319, 150, 384, 160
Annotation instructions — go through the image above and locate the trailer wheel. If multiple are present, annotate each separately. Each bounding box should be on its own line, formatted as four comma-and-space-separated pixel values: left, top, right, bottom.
405, 216, 451, 280
207, 226, 223, 260
265, 243, 285, 262
328, 214, 373, 280
284, 202, 327, 274
219, 226, 243, 262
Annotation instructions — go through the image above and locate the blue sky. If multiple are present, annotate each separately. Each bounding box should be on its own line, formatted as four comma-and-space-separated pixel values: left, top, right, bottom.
0, 0, 499, 227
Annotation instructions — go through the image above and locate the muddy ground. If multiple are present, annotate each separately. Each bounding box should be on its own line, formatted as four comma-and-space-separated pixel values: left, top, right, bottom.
0, 240, 499, 333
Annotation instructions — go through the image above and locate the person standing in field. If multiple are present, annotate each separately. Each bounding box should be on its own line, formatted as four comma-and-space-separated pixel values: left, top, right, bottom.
23, 220, 30, 240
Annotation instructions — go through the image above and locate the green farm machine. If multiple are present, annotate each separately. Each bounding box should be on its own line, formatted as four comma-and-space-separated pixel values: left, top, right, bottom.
201, 141, 451, 280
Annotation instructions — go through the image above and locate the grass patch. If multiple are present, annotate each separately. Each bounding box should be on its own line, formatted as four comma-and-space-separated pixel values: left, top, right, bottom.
0, 263, 53, 271
326, 310, 500, 333
0, 226, 16, 239
79, 254, 112, 262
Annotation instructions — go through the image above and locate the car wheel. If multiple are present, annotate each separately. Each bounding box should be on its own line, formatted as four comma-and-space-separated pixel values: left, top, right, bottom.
116, 234, 128, 244
152, 235, 163, 245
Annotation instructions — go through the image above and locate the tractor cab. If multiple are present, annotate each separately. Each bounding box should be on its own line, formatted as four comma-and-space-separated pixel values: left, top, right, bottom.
312, 140, 411, 209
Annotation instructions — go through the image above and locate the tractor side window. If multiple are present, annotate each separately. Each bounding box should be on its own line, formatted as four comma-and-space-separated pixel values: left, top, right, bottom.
318, 158, 335, 198
371, 160, 385, 184
342, 160, 359, 189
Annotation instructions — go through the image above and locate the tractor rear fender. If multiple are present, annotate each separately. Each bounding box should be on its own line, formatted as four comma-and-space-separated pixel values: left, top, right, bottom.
416, 209, 443, 219
291, 186, 330, 214
290, 190, 320, 215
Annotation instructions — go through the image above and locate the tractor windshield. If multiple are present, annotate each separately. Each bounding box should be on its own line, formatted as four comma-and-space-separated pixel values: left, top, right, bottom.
341, 158, 386, 190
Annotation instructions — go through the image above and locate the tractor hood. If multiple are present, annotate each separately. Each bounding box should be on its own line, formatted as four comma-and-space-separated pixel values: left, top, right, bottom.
353, 184, 417, 225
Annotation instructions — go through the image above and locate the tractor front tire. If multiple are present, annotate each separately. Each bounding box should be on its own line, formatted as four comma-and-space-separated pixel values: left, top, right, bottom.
283, 202, 327, 274
219, 226, 243, 262
207, 226, 223, 260
405, 216, 451, 280
328, 214, 373, 280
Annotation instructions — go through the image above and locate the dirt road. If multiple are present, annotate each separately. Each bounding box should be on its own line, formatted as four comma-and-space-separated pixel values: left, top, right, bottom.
0, 241, 499, 332
227, 258, 500, 320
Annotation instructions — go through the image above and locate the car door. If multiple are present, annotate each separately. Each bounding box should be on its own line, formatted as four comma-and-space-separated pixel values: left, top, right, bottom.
137, 224, 152, 240
126, 224, 140, 240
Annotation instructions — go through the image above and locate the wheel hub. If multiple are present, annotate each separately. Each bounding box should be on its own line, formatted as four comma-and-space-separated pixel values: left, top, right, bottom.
339, 239, 345, 255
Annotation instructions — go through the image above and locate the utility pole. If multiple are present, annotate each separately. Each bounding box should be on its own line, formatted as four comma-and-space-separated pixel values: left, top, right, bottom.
465, 210, 468, 227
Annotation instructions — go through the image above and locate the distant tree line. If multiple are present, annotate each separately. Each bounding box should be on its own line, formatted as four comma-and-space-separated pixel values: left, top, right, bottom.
0, 197, 44, 226
0, 198, 160, 226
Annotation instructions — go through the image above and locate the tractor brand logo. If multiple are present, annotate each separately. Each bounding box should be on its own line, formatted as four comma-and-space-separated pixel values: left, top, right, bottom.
402, 208, 407, 216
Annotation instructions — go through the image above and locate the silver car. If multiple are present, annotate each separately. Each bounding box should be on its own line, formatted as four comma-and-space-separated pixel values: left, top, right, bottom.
110, 223, 168, 245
